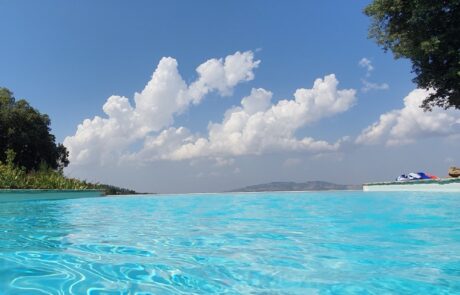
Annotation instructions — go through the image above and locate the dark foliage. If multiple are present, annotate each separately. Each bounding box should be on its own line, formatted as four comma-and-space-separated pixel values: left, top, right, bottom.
0, 87, 69, 172
96, 184, 137, 195
365, 0, 460, 110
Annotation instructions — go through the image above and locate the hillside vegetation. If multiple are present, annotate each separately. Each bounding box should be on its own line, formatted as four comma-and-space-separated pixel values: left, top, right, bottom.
0, 148, 136, 195
0, 87, 137, 195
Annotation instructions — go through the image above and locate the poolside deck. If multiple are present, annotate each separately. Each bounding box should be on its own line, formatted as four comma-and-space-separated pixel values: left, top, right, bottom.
363, 178, 460, 192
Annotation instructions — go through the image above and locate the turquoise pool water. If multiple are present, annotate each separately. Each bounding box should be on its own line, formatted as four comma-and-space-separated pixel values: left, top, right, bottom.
0, 191, 459, 294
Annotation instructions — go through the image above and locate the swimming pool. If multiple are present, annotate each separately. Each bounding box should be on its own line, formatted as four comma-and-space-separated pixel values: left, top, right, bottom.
0, 191, 459, 294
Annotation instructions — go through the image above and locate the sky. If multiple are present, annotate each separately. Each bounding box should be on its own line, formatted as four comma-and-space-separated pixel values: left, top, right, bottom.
1, 0, 459, 193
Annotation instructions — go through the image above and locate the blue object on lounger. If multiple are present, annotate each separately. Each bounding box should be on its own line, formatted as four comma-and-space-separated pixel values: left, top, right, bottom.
417, 172, 431, 179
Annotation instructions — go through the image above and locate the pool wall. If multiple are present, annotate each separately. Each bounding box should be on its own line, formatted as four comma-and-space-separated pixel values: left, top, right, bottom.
0, 190, 103, 202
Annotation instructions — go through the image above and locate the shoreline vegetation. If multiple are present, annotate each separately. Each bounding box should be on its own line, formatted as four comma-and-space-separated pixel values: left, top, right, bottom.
0, 157, 137, 195
0, 150, 137, 195
1, 87, 138, 195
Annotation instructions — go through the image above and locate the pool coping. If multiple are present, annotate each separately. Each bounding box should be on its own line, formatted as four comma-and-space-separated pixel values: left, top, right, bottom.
364, 177, 460, 186
0, 189, 105, 202
0, 189, 104, 193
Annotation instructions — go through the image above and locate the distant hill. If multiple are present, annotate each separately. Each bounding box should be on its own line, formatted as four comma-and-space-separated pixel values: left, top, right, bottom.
230, 181, 362, 192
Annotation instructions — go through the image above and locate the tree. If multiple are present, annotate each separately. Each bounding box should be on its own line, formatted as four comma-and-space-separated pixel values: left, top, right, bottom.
0, 87, 69, 172
364, 0, 460, 110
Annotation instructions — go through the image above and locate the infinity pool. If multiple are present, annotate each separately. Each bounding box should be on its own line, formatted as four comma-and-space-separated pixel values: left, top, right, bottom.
0, 191, 459, 294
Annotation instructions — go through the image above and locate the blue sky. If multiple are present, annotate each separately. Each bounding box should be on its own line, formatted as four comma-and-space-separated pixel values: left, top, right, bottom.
1, 1, 459, 193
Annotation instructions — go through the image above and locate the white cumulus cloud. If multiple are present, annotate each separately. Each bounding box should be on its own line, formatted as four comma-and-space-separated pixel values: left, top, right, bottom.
66, 52, 357, 167
64, 51, 260, 165
356, 88, 460, 146
132, 74, 356, 161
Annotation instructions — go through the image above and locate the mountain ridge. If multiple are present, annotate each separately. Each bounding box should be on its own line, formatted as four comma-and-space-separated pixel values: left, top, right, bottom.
230, 181, 362, 192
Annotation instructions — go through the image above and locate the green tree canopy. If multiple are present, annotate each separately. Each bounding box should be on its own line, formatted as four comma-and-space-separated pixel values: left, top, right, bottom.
365, 0, 460, 110
0, 87, 69, 172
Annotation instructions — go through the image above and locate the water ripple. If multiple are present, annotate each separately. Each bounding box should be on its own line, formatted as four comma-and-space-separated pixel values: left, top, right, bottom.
0, 191, 459, 294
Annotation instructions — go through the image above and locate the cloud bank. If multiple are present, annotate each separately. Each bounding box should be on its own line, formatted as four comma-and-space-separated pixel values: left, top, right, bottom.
356, 88, 460, 146
65, 52, 357, 166
132, 74, 356, 161
64, 51, 260, 165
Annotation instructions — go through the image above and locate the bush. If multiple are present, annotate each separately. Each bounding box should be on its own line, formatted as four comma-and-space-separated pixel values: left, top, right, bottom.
0, 150, 136, 194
